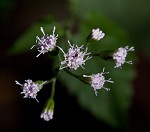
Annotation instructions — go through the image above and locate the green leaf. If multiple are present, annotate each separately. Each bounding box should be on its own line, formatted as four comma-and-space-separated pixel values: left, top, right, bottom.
57, 13, 136, 130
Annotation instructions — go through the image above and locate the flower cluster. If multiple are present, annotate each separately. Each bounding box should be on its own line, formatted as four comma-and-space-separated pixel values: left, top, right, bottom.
113, 46, 135, 68
83, 68, 114, 96
58, 40, 92, 70
31, 26, 58, 57
91, 28, 105, 41
40, 109, 54, 121
15, 26, 135, 122
15, 79, 47, 102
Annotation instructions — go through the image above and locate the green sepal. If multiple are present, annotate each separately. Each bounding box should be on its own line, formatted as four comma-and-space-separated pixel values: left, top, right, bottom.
93, 50, 114, 61
43, 99, 55, 111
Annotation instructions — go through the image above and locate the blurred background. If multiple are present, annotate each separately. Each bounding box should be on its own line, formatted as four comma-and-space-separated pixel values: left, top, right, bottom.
0, 0, 150, 131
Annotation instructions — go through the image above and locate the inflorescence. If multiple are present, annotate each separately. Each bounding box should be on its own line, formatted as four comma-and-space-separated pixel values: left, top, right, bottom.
15, 27, 135, 121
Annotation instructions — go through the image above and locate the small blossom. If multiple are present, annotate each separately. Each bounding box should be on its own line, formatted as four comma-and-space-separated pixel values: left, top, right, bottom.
58, 40, 92, 70
15, 79, 46, 102
31, 26, 58, 57
91, 28, 105, 41
40, 109, 54, 121
113, 46, 135, 68
40, 99, 54, 121
83, 68, 114, 96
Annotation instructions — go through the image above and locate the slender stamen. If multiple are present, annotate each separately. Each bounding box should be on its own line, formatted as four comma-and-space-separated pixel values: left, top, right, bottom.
40, 27, 45, 36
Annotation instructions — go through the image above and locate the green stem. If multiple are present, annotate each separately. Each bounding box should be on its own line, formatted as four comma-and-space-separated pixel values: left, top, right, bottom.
43, 78, 54, 85
44, 78, 56, 99
92, 50, 114, 61
50, 78, 56, 99
63, 69, 89, 85
64, 69, 79, 79
58, 53, 62, 63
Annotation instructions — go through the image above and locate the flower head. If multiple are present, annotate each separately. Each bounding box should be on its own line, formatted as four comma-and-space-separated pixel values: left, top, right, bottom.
40, 109, 54, 121
15, 79, 46, 102
83, 68, 114, 96
58, 40, 92, 70
113, 46, 135, 68
40, 99, 54, 121
31, 26, 58, 57
91, 28, 105, 41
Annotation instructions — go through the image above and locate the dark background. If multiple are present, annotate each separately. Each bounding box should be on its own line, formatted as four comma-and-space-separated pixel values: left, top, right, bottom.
0, 0, 150, 131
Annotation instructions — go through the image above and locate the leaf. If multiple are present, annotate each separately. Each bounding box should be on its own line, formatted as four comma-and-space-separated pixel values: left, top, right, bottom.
57, 13, 136, 129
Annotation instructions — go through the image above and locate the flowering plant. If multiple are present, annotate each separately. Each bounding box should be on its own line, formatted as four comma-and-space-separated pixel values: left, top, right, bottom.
15, 24, 135, 122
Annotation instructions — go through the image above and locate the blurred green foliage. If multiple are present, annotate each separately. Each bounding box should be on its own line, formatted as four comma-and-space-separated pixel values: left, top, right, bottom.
69, 0, 150, 55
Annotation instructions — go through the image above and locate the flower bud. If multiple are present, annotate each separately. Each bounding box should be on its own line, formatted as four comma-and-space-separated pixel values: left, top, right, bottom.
40, 99, 54, 121
87, 28, 105, 43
